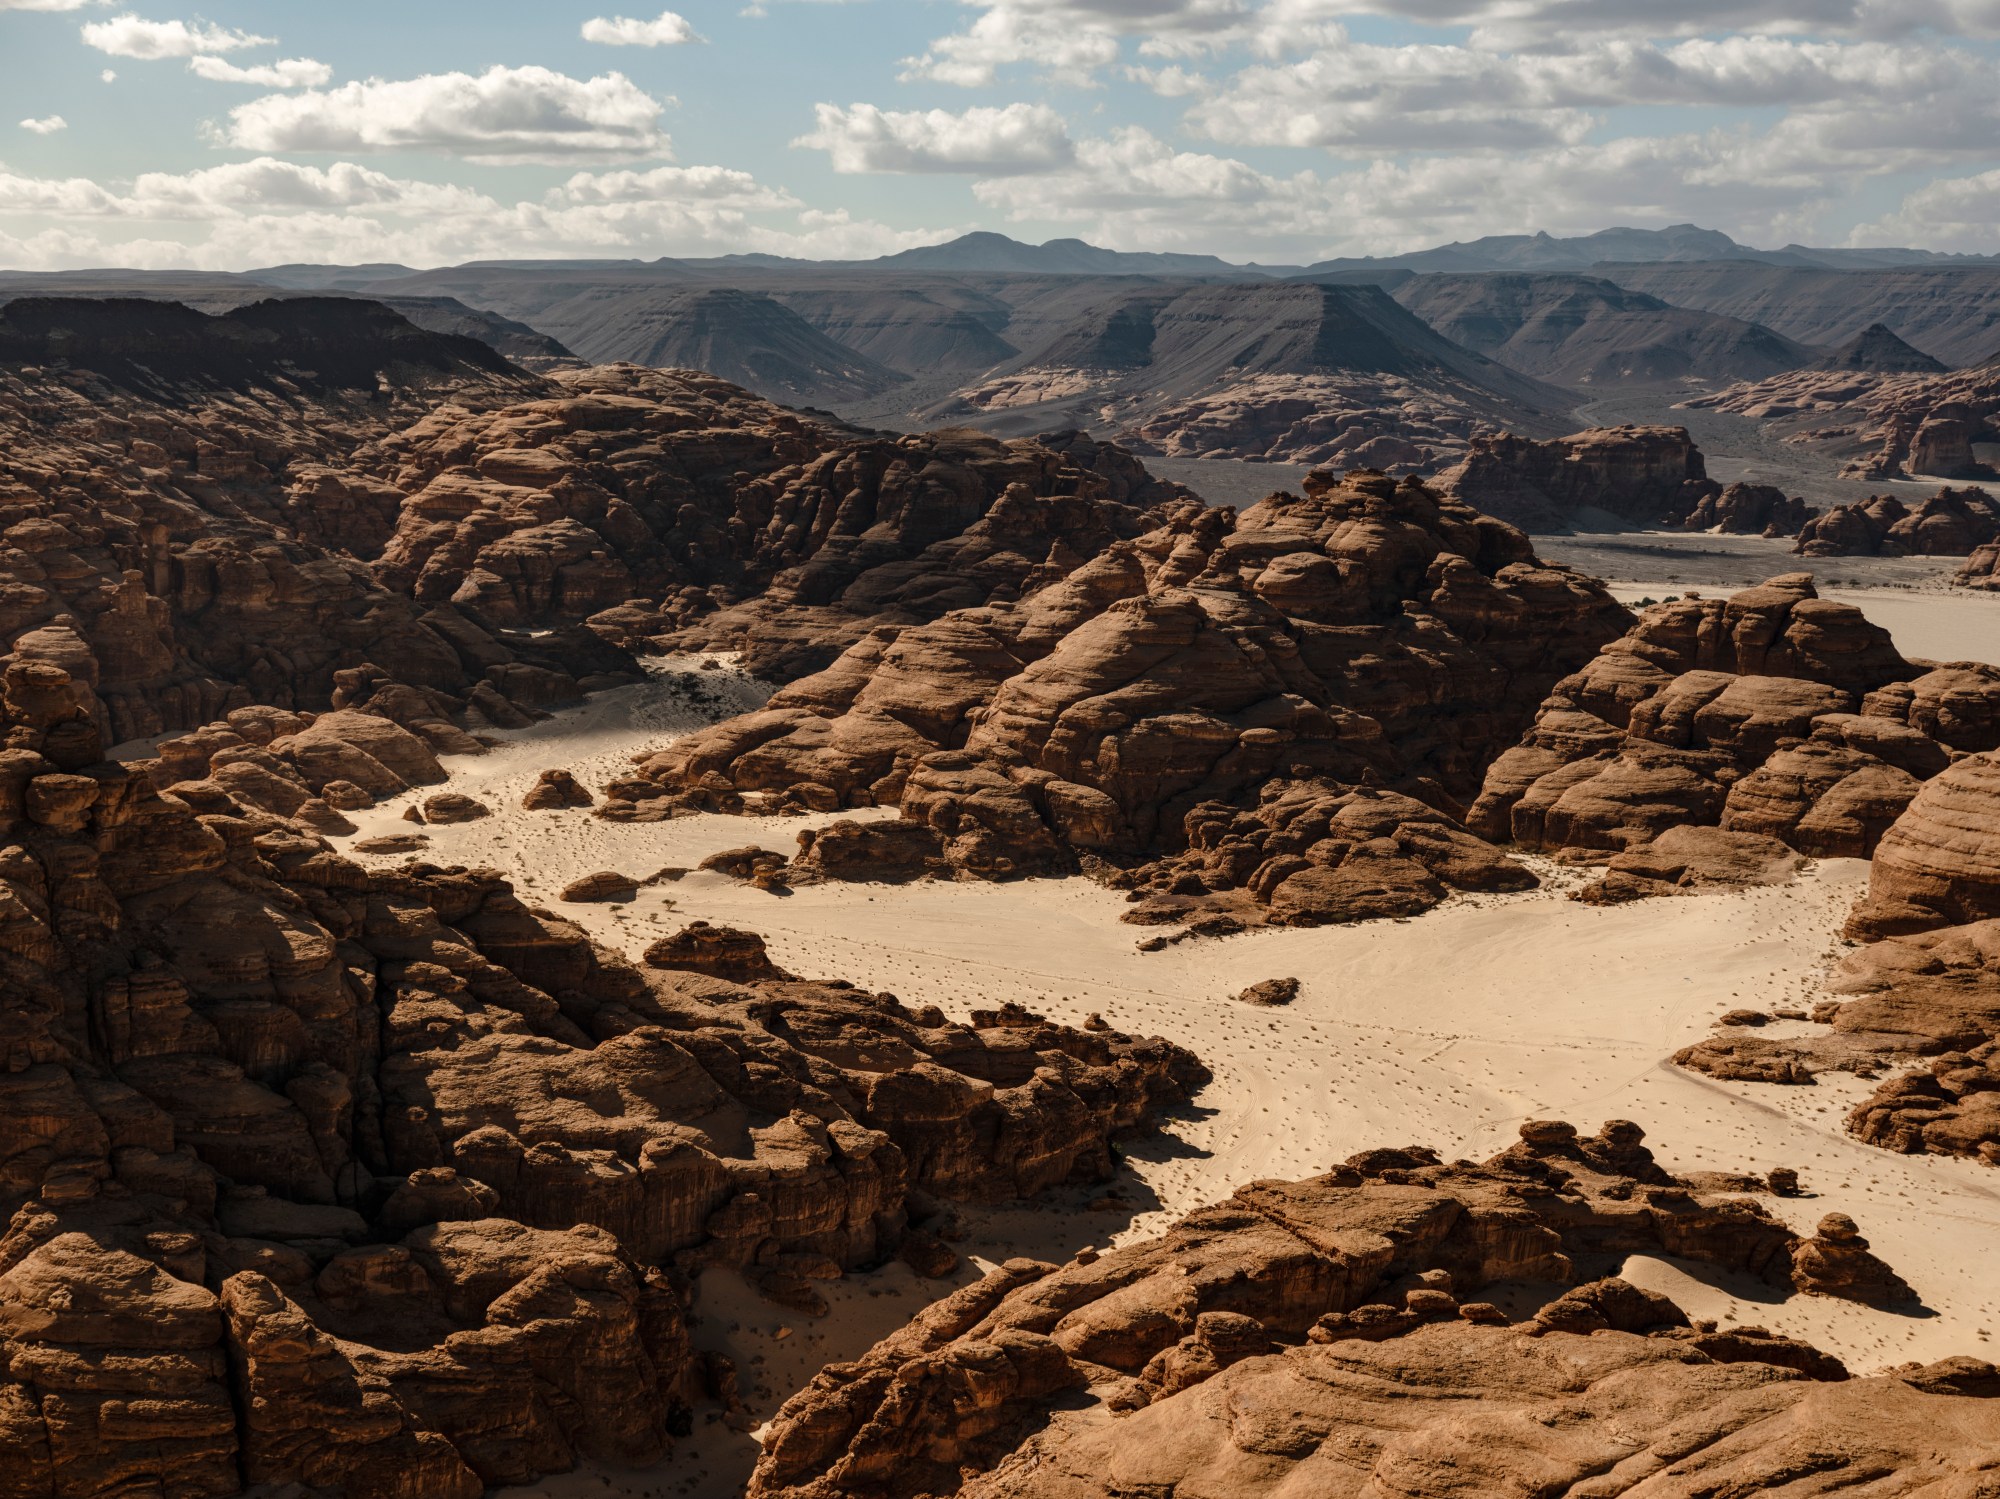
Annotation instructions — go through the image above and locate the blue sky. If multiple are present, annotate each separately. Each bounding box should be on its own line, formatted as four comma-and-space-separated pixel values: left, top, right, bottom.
3, 0, 1999, 270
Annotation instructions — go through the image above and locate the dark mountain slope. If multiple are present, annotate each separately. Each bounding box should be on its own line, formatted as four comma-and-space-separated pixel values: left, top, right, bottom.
1601, 263, 2000, 367
1813, 322, 1949, 373
1389, 272, 1816, 387
0, 295, 524, 395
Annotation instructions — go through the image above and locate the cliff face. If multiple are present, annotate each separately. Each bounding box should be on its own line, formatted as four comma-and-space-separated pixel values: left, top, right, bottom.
1430, 424, 1714, 530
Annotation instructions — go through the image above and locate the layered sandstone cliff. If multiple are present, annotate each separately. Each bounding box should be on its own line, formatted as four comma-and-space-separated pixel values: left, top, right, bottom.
1795, 487, 2000, 557
1429, 425, 1716, 531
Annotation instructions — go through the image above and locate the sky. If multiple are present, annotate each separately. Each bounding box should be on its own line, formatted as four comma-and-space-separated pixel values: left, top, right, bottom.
3, 0, 2000, 271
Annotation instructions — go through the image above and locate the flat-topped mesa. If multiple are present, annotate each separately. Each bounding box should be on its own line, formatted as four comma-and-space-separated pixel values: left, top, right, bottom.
1468, 574, 2000, 876
623, 468, 1630, 933
1430, 424, 1716, 531
0, 658, 1206, 1498
366, 367, 1192, 679
747, 1119, 1942, 1499
1796, 486, 2000, 557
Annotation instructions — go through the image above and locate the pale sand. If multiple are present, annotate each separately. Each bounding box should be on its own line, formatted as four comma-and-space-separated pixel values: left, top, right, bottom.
333, 658, 2000, 1498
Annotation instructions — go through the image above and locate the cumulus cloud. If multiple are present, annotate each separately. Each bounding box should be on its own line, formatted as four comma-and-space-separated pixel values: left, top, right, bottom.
1851, 168, 2000, 250
19, 115, 69, 134
218, 66, 672, 164
1187, 33, 2000, 153
581, 10, 701, 45
1355, 0, 2000, 45
795, 102, 1075, 173
0, 153, 951, 271
903, 0, 2000, 86
81, 14, 272, 58
966, 122, 1890, 257
189, 55, 333, 87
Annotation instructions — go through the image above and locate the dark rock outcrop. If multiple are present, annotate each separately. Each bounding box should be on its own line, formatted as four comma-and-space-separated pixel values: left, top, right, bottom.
1668, 480, 1816, 537
1430, 424, 1714, 530
1795, 487, 2000, 557
0, 299, 632, 746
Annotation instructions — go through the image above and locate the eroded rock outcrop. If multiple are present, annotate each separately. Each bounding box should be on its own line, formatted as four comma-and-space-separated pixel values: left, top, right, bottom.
1470, 574, 1998, 866
1431, 424, 1714, 530
0, 657, 1205, 1496
1668, 480, 1817, 537
1688, 361, 2000, 482
1677, 910, 2000, 1168
748, 1120, 1944, 1499
1795, 487, 2000, 557
626, 469, 1629, 936
0, 298, 630, 745
364, 371, 1189, 680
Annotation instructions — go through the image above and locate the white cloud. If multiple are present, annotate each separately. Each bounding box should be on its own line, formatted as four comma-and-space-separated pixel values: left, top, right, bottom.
189, 55, 333, 87
0, 0, 105, 9
1186, 33, 2000, 153
126, 158, 499, 217
902, 0, 2000, 86
19, 115, 69, 134
1852, 168, 2000, 250
557, 162, 794, 207
0, 153, 951, 272
967, 122, 1895, 258
1355, 0, 2000, 45
581, 9, 701, 45
81, 13, 272, 58
99, 68, 116, 82
219, 66, 672, 164
796, 102, 1076, 174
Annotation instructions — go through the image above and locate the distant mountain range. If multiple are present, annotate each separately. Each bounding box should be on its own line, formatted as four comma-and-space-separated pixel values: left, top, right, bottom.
244, 223, 2000, 286
8, 222, 2000, 469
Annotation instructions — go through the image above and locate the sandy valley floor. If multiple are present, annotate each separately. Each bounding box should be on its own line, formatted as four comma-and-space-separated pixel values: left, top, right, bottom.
327, 619, 2000, 1497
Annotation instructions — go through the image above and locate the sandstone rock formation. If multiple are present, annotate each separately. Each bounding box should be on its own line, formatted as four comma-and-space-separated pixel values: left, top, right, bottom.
0, 298, 633, 745
1431, 424, 1715, 530
0, 656, 1205, 1495
749, 1120, 1949, 1499
629, 468, 1629, 937
1668, 480, 1816, 537
1683, 905, 2000, 1166
1795, 487, 2000, 557
1470, 574, 2000, 865
1688, 361, 2000, 482
1849, 752, 2000, 938
363, 370, 1190, 680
